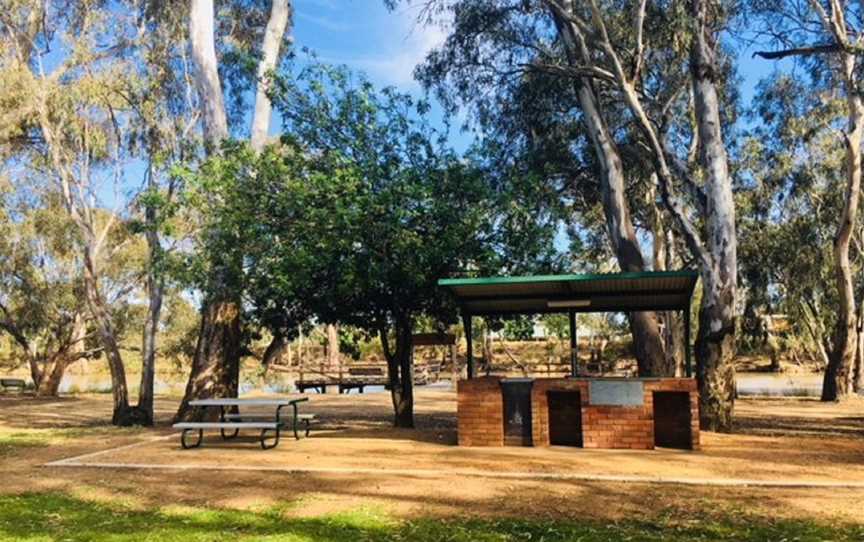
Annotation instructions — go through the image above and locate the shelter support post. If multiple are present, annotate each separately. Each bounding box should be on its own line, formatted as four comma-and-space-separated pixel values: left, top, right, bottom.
463, 311, 474, 379
568, 310, 577, 377
684, 300, 692, 378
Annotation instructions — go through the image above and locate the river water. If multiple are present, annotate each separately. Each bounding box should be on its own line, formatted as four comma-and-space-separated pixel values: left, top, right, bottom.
56, 370, 832, 398
58, 372, 301, 396
56, 372, 457, 396
735, 372, 825, 397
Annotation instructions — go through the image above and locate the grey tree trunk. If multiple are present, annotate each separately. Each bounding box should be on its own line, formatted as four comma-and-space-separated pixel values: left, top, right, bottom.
250, 0, 291, 150
326, 324, 339, 368
82, 248, 139, 425
34, 356, 69, 397
250, 1, 292, 370
550, 5, 669, 377
26, 312, 86, 397
177, 0, 240, 421
177, 299, 243, 421
853, 306, 864, 392
822, 49, 862, 401
262, 333, 288, 367
651, 185, 685, 375
137, 225, 163, 425
690, 0, 738, 431
188, 0, 228, 146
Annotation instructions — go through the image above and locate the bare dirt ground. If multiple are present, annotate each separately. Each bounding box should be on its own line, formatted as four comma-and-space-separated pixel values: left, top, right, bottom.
1, 389, 863, 524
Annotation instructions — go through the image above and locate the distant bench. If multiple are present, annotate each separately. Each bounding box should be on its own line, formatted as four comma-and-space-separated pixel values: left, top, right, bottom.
297, 366, 387, 394
0, 378, 26, 393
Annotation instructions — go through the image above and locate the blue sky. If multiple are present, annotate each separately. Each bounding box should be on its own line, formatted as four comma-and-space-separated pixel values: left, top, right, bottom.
292, 1, 784, 150
291, 0, 475, 151
294, 0, 441, 90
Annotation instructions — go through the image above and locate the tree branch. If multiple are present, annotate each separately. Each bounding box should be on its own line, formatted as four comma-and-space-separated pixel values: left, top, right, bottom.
632, 0, 648, 81
752, 43, 841, 59
521, 62, 616, 84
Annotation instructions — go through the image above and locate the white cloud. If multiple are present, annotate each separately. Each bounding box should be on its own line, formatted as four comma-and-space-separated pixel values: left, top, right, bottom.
337, 3, 449, 89
352, 20, 446, 87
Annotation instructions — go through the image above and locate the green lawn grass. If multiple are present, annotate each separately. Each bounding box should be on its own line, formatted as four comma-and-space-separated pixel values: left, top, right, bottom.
0, 492, 861, 542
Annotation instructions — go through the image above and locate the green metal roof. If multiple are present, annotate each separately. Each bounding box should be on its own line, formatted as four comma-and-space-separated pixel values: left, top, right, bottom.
438, 270, 698, 316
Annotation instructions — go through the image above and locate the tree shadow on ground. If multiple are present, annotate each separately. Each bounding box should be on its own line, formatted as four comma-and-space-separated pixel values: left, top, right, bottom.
2, 490, 863, 542
733, 414, 864, 439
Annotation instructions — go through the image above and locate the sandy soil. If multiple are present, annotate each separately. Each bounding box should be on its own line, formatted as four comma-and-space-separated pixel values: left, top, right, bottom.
1, 389, 863, 524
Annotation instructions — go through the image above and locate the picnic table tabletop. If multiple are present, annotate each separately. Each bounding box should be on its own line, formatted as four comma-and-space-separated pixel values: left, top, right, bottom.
189, 397, 308, 407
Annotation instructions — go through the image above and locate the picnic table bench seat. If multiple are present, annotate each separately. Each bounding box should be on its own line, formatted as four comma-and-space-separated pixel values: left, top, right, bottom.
222, 413, 315, 436
174, 421, 281, 430
172, 397, 311, 450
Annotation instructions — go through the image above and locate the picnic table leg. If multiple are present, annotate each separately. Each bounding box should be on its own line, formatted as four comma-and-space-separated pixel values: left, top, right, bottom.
220, 405, 239, 440
260, 427, 280, 450
261, 404, 287, 450
181, 428, 203, 449
292, 402, 300, 440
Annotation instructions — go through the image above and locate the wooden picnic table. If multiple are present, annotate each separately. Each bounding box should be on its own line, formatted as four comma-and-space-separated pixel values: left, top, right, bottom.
173, 397, 311, 450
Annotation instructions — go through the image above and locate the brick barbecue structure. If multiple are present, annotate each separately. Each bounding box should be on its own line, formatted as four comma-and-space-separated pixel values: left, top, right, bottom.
440, 271, 702, 452
458, 376, 699, 450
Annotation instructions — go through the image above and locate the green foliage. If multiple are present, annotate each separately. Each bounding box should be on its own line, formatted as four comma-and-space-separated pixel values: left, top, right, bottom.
398, 0, 741, 268
0, 184, 89, 366
501, 316, 535, 341
338, 327, 367, 361
1, 492, 862, 541
195, 63, 532, 343
540, 314, 570, 339
738, 71, 851, 358
157, 294, 201, 370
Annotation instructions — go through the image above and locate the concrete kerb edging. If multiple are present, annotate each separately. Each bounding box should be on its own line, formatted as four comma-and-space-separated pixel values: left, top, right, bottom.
44, 434, 175, 466
42, 437, 864, 489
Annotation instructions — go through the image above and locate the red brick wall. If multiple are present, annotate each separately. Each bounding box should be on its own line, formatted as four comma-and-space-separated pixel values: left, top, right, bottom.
644, 378, 700, 450
457, 376, 504, 446
532, 379, 655, 450
458, 376, 700, 450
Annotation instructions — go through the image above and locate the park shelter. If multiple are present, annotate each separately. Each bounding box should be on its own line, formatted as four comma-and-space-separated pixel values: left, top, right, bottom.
438, 270, 701, 450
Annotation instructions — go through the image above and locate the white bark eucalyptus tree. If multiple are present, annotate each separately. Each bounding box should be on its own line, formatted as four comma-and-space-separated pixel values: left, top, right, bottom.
542, 0, 739, 430
392, 0, 674, 377
176, 0, 293, 421
753, 0, 864, 401
0, 1, 155, 424
2, 1, 231, 425
551, 0, 671, 377
403, 0, 740, 429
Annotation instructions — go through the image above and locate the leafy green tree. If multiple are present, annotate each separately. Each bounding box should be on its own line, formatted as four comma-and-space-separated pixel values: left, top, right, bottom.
738, 74, 846, 370
502, 317, 536, 341
194, 64, 528, 427
0, 182, 92, 395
